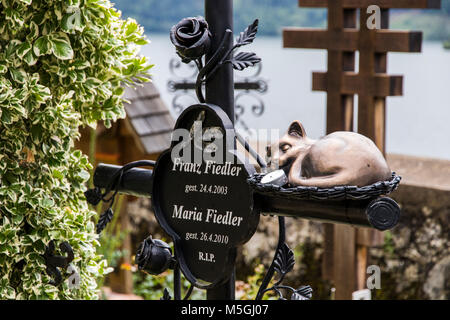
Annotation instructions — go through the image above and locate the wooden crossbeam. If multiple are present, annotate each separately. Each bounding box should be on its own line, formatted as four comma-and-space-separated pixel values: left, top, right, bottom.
283, 28, 422, 52
312, 72, 403, 96
299, 0, 441, 9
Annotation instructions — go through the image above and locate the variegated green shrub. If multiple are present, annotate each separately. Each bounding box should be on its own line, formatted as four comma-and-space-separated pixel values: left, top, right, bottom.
0, 0, 151, 299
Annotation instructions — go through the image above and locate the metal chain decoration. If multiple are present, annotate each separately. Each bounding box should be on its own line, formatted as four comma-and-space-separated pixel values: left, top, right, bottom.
168, 17, 268, 133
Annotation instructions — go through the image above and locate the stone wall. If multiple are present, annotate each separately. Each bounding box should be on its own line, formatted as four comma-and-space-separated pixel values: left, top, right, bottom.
369, 185, 449, 299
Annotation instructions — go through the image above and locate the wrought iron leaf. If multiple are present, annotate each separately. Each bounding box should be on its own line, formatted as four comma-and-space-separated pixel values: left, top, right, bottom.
291, 286, 313, 300
230, 52, 261, 71
273, 243, 295, 276
96, 208, 114, 234
160, 288, 171, 300
236, 19, 259, 47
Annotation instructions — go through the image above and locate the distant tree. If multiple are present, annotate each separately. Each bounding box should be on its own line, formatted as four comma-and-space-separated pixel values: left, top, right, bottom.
114, 0, 449, 40
114, 0, 326, 36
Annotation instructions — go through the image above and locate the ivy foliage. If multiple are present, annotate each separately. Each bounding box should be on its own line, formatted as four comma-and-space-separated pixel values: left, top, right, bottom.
0, 0, 151, 299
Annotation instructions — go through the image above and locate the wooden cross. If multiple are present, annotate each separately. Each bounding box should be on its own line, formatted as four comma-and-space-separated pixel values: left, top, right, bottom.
283, 0, 440, 299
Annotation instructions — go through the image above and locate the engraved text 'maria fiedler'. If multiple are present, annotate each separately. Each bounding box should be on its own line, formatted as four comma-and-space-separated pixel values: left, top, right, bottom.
172, 205, 244, 227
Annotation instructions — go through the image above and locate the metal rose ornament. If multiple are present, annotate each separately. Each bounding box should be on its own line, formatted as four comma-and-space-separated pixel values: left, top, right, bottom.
135, 236, 175, 275
170, 16, 211, 63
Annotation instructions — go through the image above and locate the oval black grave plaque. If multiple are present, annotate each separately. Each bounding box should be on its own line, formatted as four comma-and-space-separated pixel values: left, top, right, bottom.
152, 104, 260, 289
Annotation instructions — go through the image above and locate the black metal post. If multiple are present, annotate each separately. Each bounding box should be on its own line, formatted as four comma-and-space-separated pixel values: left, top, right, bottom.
205, 0, 235, 300
206, 265, 236, 300
174, 264, 181, 300
205, 0, 234, 123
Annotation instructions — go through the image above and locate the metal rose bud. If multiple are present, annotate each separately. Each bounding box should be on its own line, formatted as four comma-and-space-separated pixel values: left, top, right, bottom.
135, 236, 174, 275
170, 16, 211, 62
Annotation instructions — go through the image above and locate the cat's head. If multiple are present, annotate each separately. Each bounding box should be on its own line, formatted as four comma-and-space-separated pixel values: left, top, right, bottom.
267, 121, 312, 171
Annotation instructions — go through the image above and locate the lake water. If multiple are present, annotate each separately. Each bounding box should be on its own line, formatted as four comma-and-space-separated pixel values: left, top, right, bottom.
141, 34, 450, 160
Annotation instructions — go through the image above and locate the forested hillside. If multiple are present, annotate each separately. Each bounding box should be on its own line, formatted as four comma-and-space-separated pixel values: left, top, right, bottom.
112, 0, 326, 35
112, 0, 449, 40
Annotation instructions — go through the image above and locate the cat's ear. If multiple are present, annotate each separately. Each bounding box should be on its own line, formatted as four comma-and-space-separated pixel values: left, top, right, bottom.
288, 121, 306, 138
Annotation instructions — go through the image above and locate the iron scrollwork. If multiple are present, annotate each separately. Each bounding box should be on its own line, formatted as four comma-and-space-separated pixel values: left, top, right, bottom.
135, 236, 176, 275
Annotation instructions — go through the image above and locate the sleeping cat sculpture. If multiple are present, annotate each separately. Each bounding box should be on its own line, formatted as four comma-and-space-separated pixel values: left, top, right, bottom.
266, 121, 391, 188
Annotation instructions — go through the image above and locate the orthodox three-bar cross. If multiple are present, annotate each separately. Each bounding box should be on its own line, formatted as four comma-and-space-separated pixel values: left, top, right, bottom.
283, 0, 440, 298
90, 0, 403, 300
284, 0, 441, 151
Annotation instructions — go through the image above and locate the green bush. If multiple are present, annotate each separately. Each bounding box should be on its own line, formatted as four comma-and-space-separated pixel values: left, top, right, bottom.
0, 0, 151, 299
133, 270, 206, 301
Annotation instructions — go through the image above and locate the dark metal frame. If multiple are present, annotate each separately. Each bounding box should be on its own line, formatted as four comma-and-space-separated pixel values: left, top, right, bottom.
93, 165, 400, 230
